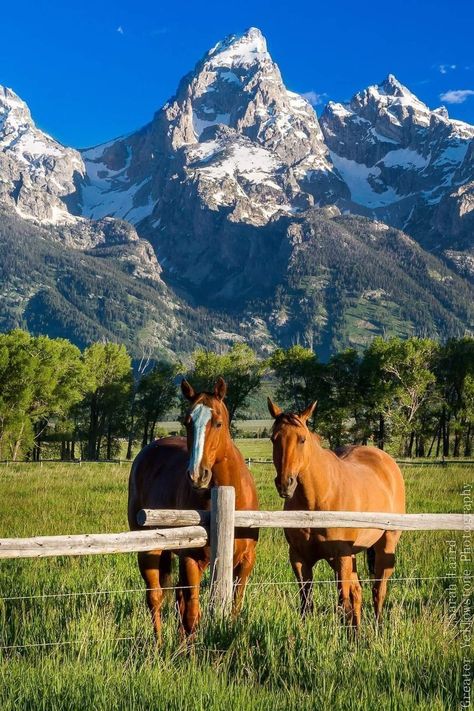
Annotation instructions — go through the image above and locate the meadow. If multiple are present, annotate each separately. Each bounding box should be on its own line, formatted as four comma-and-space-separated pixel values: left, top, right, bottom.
0, 440, 472, 711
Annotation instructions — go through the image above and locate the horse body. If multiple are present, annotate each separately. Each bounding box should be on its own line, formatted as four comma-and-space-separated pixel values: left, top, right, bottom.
128, 379, 258, 638
268, 401, 405, 628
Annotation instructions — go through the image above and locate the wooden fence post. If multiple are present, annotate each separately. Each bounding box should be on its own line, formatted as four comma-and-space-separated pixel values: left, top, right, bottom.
210, 486, 235, 617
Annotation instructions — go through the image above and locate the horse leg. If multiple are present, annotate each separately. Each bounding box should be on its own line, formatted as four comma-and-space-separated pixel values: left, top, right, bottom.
349, 564, 363, 629
138, 550, 164, 641
289, 548, 314, 617
176, 555, 204, 638
159, 551, 174, 604
372, 531, 400, 622
232, 542, 257, 616
335, 555, 357, 629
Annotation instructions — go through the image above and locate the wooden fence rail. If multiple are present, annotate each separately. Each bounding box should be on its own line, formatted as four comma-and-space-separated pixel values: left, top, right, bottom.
0, 526, 207, 559
1, 486, 471, 616
137, 508, 468, 531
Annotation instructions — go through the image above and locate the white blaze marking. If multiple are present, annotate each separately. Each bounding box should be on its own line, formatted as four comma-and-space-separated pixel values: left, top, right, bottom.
189, 404, 212, 475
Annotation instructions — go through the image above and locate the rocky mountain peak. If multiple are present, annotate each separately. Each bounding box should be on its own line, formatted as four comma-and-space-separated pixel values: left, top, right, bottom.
380, 73, 412, 96
80, 26, 347, 234
0, 83, 85, 225
320, 75, 474, 247
206, 27, 269, 69
0, 85, 33, 134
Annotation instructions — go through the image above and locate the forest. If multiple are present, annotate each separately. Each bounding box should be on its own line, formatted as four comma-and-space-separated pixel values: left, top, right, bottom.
0, 329, 472, 461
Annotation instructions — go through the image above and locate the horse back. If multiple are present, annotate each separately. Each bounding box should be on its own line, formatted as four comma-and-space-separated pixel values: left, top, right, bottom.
128, 436, 196, 529
336, 445, 405, 513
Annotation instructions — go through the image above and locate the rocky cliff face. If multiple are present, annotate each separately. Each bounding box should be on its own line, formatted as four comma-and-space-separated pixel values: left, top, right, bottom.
0, 85, 84, 224
0, 85, 167, 285
320, 74, 474, 253
80, 29, 346, 230
78, 33, 474, 299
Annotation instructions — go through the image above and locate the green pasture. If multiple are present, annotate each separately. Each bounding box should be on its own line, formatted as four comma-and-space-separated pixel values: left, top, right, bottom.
0, 441, 472, 710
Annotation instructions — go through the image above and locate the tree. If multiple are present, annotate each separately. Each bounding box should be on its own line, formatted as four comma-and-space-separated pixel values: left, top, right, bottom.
188, 344, 264, 423
435, 337, 474, 456
269, 345, 319, 412
135, 361, 181, 448
0, 330, 37, 459
363, 337, 438, 456
316, 349, 370, 448
81, 343, 132, 460
27, 336, 84, 460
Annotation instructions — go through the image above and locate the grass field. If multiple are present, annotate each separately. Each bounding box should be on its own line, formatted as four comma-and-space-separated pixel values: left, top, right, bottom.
0, 440, 472, 710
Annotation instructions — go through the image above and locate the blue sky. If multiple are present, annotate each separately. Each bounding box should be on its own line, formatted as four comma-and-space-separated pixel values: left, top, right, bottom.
1, 0, 473, 148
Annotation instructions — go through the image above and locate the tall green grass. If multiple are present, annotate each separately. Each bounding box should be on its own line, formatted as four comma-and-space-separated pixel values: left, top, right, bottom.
0, 445, 471, 710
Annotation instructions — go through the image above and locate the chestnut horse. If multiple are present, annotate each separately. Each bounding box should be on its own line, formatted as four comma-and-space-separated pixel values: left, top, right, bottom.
128, 377, 258, 638
267, 399, 405, 629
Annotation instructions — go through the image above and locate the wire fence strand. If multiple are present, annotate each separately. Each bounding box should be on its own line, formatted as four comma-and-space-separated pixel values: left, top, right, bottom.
0, 636, 141, 651
0, 574, 461, 603
1, 575, 466, 653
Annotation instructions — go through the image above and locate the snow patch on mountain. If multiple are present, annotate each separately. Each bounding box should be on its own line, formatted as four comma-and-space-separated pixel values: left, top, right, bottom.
80, 144, 155, 223
207, 27, 270, 69
331, 153, 400, 207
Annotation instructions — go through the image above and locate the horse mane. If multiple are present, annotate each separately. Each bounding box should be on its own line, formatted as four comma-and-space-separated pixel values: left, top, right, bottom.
333, 444, 359, 459
273, 412, 305, 428
272, 412, 322, 443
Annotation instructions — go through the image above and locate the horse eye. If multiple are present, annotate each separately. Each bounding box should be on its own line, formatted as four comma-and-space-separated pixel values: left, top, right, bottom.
215, 422, 223, 429
299, 436, 306, 444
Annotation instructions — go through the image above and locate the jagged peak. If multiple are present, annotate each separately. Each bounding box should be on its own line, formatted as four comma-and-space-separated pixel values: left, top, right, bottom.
433, 106, 449, 119
354, 74, 432, 119
206, 27, 269, 69
0, 84, 31, 119
380, 73, 406, 95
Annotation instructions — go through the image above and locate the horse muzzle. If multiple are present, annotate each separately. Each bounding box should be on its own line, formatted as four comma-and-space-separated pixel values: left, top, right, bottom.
187, 467, 212, 490
275, 475, 298, 499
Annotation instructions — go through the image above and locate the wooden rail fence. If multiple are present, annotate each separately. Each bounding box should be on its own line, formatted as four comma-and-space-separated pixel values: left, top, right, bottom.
1, 486, 471, 615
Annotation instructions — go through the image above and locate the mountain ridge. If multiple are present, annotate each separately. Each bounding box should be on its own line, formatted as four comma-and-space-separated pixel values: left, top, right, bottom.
0, 27, 472, 357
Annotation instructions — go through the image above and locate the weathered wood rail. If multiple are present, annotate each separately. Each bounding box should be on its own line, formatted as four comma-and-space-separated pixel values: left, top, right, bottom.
137, 508, 467, 531
0, 526, 208, 559
1, 486, 471, 615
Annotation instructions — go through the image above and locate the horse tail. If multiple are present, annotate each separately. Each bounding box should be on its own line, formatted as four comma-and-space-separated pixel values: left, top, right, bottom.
366, 546, 376, 578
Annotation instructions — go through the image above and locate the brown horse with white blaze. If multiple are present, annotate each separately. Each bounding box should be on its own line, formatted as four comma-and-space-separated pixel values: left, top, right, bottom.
267, 398, 405, 629
128, 377, 258, 639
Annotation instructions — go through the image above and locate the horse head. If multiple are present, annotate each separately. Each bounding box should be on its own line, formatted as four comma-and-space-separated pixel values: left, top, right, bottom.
181, 376, 229, 490
267, 398, 317, 499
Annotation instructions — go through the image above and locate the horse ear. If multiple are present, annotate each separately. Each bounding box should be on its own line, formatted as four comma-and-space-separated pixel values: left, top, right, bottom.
267, 397, 282, 419
214, 376, 227, 401
181, 379, 196, 401
300, 401, 317, 422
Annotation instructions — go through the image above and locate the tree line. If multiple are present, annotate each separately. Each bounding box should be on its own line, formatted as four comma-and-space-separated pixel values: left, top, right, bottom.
0, 329, 472, 461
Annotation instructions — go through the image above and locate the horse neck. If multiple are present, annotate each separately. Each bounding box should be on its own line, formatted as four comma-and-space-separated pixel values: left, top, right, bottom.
211, 430, 249, 492
299, 434, 335, 509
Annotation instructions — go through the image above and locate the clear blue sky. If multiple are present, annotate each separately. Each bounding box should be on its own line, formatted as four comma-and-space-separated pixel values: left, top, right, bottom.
1, 0, 473, 148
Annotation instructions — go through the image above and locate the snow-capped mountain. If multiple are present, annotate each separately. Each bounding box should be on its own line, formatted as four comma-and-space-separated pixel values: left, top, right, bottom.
79, 27, 346, 233
0, 84, 170, 284
320, 74, 474, 243
0, 27, 473, 355
0, 85, 85, 224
